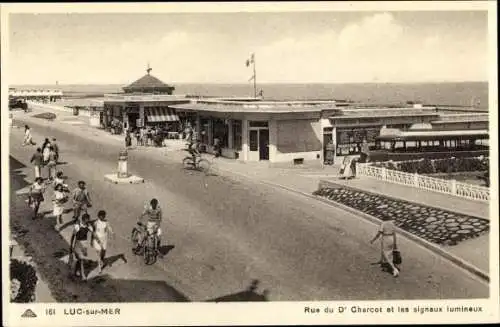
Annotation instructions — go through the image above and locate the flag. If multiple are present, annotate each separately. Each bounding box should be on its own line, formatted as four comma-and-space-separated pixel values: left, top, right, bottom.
245, 53, 255, 67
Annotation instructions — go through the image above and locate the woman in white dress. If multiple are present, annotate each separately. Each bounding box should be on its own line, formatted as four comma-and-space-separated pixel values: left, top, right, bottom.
52, 184, 67, 226
92, 210, 113, 273
370, 213, 399, 277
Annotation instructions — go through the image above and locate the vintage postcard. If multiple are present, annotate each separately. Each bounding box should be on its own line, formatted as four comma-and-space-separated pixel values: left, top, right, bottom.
1, 1, 498, 326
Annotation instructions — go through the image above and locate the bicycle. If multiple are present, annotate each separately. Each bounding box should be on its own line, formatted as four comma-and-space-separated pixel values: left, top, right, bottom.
182, 150, 212, 175
130, 222, 159, 265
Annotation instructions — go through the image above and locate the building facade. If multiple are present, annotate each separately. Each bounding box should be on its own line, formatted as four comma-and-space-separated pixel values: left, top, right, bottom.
100, 95, 489, 165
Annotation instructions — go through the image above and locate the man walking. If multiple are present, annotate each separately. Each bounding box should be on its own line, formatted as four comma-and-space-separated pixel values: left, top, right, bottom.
71, 181, 92, 223
30, 148, 43, 179
51, 138, 60, 163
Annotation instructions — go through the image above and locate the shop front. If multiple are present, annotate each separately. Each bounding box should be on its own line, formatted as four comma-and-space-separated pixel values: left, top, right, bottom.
171, 100, 335, 165
102, 96, 190, 134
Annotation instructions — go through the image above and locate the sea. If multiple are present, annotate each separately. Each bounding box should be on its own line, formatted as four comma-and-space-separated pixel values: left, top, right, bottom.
11, 82, 489, 110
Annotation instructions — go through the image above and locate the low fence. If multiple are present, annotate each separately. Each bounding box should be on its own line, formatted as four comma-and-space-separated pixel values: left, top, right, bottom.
356, 163, 490, 202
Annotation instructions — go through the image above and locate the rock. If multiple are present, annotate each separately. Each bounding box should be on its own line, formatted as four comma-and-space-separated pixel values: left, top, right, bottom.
457, 229, 471, 234
427, 224, 438, 230
446, 222, 459, 228
448, 226, 459, 231
460, 224, 474, 230
425, 217, 437, 223
450, 233, 459, 239
472, 222, 482, 226
445, 218, 456, 223
457, 217, 466, 223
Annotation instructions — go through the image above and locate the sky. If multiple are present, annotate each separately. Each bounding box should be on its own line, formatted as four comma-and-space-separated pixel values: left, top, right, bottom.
8, 11, 489, 85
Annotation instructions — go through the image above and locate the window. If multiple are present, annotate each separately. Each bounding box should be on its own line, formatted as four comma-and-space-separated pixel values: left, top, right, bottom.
232, 120, 242, 150
249, 121, 268, 128
249, 130, 258, 151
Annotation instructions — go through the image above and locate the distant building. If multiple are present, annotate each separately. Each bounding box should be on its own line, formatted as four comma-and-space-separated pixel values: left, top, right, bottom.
9, 88, 63, 103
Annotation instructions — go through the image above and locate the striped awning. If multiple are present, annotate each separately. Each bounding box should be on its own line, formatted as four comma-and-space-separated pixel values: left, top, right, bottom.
145, 107, 179, 122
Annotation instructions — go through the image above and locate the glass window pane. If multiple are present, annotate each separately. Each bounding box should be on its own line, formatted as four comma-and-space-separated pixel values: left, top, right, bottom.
249, 130, 258, 151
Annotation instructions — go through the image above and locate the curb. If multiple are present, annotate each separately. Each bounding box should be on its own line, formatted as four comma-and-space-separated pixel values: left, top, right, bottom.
219, 169, 489, 283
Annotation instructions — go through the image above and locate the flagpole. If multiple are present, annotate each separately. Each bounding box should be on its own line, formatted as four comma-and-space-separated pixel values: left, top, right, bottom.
253, 55, 257, 98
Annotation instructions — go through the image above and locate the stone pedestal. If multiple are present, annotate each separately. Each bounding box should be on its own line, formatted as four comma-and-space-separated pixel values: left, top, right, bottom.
104, 149, 144, 184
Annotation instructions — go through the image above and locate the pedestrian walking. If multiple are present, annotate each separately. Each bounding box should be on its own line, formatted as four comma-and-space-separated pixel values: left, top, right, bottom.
22, 125, 36, 146
135, 129, 141, 146
125, 131, 132, 148
370, 211, 400, 277
53, 171, 70, 194
146, 128, 152, 146
30, 148, 43, 179
92, 210, 113, 273
139, 127, 145, 146
28, 177, 46, 219
71, 181, 92, 223
360, 139, 370, 163
41, 138, 51, 154
69, 213, 94, 281
52, 183, 68, 226
51, 138, 60, 163
45, 146, 57, 181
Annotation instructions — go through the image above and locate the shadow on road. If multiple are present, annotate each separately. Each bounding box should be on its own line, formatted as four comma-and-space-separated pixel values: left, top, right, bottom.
206, 280, 269, 302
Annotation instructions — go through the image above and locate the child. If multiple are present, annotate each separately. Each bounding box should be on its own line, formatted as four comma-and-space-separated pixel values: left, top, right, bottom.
92, 210, 113, 273
53, 184, 68, 226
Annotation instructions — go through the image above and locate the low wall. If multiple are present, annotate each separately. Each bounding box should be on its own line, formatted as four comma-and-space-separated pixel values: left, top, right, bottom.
356, 162, 490, 202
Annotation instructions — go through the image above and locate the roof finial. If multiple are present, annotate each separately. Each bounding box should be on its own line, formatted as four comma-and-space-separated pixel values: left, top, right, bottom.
146, 62, 152, 75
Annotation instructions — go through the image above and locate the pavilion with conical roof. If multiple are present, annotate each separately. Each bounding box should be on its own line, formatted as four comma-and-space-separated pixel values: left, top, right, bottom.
122, 65, 175, 94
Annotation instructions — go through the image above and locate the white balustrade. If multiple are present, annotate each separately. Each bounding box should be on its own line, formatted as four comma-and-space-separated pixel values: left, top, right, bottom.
356, 162, 489, 202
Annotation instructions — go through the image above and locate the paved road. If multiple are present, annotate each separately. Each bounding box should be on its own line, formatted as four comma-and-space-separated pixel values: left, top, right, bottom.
8, 116, 488, 301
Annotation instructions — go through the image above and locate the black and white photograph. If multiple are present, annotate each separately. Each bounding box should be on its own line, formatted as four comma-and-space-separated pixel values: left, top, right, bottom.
2, 1, 498, 326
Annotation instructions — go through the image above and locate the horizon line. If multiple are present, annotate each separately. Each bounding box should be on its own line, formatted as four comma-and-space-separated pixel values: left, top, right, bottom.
11, 80, 489, 86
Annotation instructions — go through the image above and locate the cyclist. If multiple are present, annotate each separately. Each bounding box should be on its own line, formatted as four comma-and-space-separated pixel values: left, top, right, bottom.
187, 138, 201, 164
137, 198, 163, 252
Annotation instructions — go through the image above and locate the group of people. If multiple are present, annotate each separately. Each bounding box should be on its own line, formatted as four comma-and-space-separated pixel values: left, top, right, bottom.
25, 133, 163, 281
29, 135, 60, 181
27, 174, 110, 280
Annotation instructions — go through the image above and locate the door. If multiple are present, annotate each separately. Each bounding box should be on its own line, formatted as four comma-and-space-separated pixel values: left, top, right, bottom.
323, 132, 333, 163
259, 129, 269, 160
128, 113, 139, 130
